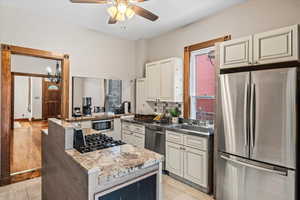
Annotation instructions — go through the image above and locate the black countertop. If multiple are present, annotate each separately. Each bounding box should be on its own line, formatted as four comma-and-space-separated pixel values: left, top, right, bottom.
121, 118, 214, 137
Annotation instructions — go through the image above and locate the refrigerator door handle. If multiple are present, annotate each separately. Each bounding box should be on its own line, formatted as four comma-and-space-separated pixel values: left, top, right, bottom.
243, 83, 249, 147
250, 83, 256, 149
220, 155, 288, 176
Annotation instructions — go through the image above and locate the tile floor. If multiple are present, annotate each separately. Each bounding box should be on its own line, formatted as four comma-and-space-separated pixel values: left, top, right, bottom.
0, 175, 213, 200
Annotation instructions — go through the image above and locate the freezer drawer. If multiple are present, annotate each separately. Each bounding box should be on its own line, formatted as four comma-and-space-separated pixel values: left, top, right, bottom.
250, 68, 296, 169
217, 153, 295, 200
219, 72, 250, 157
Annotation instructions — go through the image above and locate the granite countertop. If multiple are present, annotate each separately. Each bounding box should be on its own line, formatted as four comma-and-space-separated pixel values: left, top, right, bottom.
66, 144, 163, 184
66, 113, 134, 122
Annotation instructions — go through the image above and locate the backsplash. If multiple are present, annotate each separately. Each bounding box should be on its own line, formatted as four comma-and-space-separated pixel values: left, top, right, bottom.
146, 101, 183, 117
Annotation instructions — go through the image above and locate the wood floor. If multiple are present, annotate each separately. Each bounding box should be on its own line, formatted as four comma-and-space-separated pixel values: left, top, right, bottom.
0, 176, 214, 200
11, 121, 48, 174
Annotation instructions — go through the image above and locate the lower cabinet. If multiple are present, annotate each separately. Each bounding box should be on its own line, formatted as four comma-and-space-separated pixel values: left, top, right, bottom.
184, 147, 208, 187
166, 142, 184, 177
166, 141, 208, 188
122, 122, 145, 148
98, 175, 157, 200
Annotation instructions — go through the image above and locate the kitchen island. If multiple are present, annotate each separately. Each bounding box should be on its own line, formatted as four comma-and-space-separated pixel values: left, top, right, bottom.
42, 118, 163, 200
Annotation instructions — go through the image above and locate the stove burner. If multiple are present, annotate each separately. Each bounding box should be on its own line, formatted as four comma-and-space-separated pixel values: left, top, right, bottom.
74, 131, 125, 153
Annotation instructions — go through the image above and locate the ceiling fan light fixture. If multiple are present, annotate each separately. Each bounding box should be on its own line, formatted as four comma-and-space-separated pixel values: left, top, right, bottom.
107, 6, 118, 17
116, 12, 125, 21
117, 3, 127, 14
125, 7, 135, 19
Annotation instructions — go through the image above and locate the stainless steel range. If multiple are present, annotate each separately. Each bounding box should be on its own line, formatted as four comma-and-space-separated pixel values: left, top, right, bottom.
74, 129, 125, 153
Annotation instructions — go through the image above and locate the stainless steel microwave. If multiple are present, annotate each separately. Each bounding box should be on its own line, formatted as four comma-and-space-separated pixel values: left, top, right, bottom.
92, 119, 114, 132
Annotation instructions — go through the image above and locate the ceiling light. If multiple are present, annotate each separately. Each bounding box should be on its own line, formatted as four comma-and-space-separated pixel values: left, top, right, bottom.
107, 6, 117, 18
117, 3, 127, 14
115, 12, 125, 21
125, 7, 135, 19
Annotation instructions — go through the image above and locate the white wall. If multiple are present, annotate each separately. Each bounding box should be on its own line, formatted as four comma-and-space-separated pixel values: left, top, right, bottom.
31, 77, 43, 120
14, 76, 31, 119
0, 4, 137, 174
145, 0, 300, 62
82, 78, 104, 108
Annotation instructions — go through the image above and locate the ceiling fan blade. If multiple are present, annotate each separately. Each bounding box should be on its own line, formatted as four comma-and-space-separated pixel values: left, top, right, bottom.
70, 0, 108, 4
108, 17, 117, 24
131, 5, 159, 21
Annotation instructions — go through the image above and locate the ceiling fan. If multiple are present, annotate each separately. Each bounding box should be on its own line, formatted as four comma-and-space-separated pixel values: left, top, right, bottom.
70, 0, 159, 24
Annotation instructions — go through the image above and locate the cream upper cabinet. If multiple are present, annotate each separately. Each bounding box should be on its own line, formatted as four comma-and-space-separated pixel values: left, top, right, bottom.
184, 147, 208, 188
254, 24, 299, 65
136, 78, 152, 114
220, 24, 299, 69
146, 63, 161, 101
146, 58, 183, 102
160, 60, 174, 101
220, 36, 253, 69
166, 142, 184, 177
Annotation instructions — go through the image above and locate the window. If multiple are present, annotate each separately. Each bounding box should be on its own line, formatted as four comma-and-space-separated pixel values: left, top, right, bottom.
183, 36, 231, 120
190, 47, 215, 120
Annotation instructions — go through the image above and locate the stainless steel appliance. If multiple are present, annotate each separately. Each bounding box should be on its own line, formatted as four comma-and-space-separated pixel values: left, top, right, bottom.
73, 129, 124, 153
217, 67, 297, 200
121, 101, 131, 114
92, 119, 114, 133
82, 97, 92, 116
145, 124, 166, 170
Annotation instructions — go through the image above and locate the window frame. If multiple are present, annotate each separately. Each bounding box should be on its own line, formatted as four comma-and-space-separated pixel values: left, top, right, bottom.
183, 36, 231, 119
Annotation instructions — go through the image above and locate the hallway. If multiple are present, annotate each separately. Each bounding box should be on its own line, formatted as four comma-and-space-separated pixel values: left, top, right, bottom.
11, 121, 48, 175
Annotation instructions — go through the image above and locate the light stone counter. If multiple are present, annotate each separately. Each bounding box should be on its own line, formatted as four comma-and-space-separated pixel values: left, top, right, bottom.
42, 118, 163, 200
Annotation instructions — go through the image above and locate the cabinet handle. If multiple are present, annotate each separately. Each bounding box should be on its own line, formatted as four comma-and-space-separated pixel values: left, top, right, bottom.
248, 61, 252, 65
254, 61, 259, 64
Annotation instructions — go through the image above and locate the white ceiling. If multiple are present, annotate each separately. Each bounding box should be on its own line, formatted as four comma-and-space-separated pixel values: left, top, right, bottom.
0, 0, 246, 40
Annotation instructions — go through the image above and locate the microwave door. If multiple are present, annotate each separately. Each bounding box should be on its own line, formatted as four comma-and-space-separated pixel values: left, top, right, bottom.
219, 72, 250, 158
250, 68, 296, 169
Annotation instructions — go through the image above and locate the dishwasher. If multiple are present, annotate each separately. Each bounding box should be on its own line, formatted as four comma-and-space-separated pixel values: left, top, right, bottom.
145, 124, 166, 170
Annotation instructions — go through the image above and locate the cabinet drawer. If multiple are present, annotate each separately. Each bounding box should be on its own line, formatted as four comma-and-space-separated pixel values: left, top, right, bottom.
184, 135, 208, 151
166, 131, 184, 144
122, 122, 131, 131
130, 124, 145, 134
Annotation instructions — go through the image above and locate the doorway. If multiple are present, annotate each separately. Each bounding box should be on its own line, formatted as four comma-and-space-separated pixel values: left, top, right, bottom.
0, 44, 70, 185
11, 71, 62, 179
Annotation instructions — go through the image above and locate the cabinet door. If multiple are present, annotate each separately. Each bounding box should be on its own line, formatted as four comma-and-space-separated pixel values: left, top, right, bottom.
160, 60, 174, 101
133, 133, 145, 148
166, 142, 184, 177
146, 64, 161, 101
220, 36, 253, 69
112, 118, 121, 140
122, 130, 134, 145
184, 147, 208, 187
136, 79, 144, 114
136, 79, 152, 114
254, 25, 299, 65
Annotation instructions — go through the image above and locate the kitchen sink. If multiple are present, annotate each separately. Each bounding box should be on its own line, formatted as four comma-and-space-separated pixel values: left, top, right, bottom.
171, 124, 212, 133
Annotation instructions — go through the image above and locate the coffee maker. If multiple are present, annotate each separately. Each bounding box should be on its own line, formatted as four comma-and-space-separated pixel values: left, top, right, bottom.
82, 97, 92, 116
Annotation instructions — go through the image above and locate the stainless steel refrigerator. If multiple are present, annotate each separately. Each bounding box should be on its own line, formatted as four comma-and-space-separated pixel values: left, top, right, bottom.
217, 67, 297, 200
